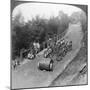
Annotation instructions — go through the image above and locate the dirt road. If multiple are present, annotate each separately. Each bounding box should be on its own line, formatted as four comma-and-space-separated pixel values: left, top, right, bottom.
12, 22, 85, 89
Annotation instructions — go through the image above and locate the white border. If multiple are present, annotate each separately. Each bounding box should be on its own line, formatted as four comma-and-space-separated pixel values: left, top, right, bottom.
0, 0, 89, 90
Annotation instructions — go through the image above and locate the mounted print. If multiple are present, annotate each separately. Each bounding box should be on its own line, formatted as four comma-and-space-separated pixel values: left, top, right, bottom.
11, 0, 88, 89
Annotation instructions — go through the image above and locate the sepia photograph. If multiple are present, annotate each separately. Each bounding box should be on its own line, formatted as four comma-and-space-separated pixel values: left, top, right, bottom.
11, 0, 88, 89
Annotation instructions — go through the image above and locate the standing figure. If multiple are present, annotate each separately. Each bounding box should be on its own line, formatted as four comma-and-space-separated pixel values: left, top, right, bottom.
33, 41, 40, 54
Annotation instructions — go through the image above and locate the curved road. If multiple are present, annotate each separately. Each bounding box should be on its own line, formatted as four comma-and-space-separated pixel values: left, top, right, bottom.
12, 22, 84, 89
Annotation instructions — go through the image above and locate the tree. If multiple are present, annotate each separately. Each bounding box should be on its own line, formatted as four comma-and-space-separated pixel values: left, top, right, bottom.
70, 11, 87, 48
57, 11, 69, 34
11, 11, 70, 60
69, 11, 87, 27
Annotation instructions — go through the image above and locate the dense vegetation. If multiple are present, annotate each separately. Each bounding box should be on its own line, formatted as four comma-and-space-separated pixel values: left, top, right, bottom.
11, 11, 87, 60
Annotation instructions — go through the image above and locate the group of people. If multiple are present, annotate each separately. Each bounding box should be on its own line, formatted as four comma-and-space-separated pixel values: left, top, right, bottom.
12, 35, 72, 69
12, 41, 41, 69
43, 37, 72, 61
12, 57, 20, 69
56, 39, 72, 61
27, 41, 41, 59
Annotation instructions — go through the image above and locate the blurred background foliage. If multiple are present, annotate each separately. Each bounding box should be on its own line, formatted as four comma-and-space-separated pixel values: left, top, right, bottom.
11, 11, 87, 60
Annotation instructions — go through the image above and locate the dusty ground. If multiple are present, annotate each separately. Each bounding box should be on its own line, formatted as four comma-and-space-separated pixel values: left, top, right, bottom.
11, 22, 87, 89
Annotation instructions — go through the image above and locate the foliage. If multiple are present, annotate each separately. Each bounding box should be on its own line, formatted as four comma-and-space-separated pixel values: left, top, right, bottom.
12, 11, 70, 59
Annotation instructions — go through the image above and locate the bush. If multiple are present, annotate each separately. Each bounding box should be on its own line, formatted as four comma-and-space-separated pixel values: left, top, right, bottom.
12, 11, 70, 60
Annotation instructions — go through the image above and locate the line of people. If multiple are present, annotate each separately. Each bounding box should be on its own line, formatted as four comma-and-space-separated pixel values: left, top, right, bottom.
43, 37, 72, 61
